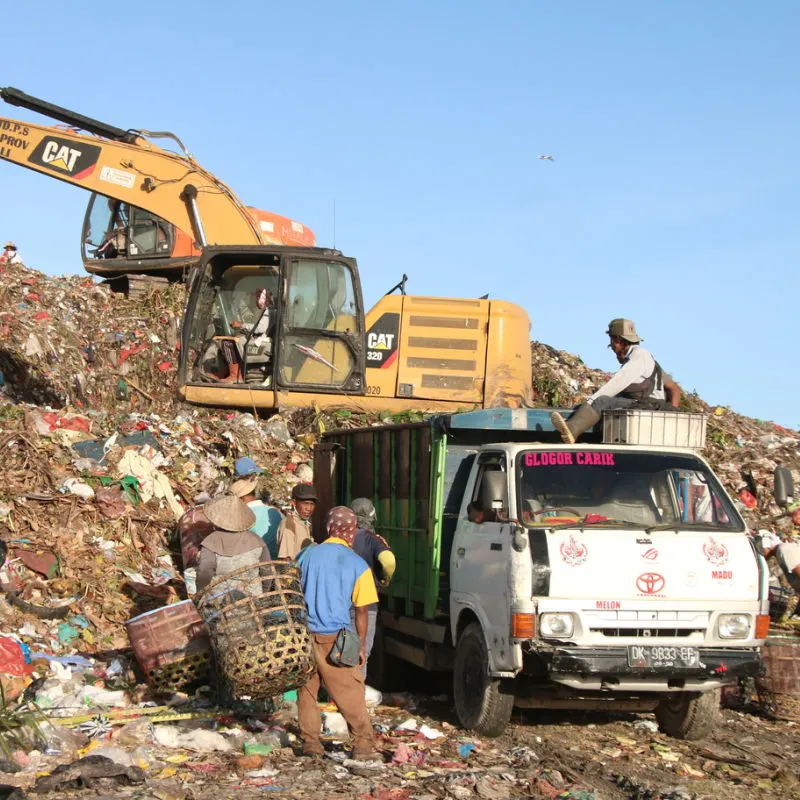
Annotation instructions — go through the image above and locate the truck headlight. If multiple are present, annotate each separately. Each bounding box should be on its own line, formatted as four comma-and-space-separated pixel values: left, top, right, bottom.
718, 614, 751, 639
539, 613, 574, 639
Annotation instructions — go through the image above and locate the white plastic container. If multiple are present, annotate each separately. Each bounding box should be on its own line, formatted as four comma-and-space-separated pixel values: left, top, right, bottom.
602, 410, 707, 449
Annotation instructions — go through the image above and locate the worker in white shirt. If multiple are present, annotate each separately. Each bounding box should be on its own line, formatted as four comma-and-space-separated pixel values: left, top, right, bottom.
759, 530, 800, 594
0, 241, 22, 265
551, 318, 671, 444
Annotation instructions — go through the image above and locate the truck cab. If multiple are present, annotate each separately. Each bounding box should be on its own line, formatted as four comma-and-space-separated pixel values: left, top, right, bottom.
316, 408, 768, 739
450, 432, 766, 737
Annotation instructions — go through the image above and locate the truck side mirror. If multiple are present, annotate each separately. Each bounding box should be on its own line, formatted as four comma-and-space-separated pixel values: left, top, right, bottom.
774, 466, 794, 508
480, 471, 508, 516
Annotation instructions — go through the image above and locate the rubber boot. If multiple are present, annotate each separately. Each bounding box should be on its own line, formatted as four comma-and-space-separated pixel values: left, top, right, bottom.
550, 404, 601, 444
219, 362, 243, 383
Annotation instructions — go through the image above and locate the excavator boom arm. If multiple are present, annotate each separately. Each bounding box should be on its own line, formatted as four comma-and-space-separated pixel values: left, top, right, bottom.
1, 86, 133, 142
0, 106, 262, 247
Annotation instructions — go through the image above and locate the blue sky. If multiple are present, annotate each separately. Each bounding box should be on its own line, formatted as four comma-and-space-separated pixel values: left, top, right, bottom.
2, 1, 798, 426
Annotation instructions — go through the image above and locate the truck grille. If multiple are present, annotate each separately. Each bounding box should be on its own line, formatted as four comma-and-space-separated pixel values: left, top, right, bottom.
593, 627, 699, 638
582, 609, 709, 643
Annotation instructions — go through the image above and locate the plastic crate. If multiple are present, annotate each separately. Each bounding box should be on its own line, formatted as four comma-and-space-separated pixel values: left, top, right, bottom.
602, 410, 707, 449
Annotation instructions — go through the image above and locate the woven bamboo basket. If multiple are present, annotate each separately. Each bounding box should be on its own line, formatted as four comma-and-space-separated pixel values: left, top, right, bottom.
196, 560, 314, 699
753, 634, 800, 719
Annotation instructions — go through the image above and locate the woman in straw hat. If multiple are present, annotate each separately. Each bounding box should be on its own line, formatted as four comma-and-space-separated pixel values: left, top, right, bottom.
196, 495, 270, 595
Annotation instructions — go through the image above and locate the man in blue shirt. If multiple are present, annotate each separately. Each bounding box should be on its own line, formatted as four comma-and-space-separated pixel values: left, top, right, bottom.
232, 477, 283, 559
297, 506, 380, 762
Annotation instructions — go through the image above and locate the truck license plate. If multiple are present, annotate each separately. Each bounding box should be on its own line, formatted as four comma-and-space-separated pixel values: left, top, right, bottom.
627, 645, 700, 669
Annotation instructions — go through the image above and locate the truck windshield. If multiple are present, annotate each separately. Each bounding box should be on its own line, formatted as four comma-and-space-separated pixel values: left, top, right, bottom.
517, 450, 742, 531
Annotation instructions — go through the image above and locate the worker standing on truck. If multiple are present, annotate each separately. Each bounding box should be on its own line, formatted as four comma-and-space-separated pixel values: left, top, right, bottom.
277, 483, 317, 559
349, 498, 396, 680
551, 318, 670, 444
297, 506, 380, 762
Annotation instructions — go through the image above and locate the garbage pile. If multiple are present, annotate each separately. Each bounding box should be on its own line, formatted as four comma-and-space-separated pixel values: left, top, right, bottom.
0, 262, 798, 796
0, 266, 796, 658
0, 260, 184, 411
0, 674, 613, 798
0, 665, 797, 799
0, 403, 324, 674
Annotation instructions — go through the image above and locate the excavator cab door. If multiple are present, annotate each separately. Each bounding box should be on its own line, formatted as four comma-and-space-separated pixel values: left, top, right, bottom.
276, 254, 365, 393
126, 207, 172, 258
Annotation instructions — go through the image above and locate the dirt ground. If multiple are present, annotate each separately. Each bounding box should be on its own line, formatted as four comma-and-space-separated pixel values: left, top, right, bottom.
506, 704, 800, 799
18, 695, 798, 800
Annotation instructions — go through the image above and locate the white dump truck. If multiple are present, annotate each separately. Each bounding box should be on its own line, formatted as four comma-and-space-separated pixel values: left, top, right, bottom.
315, 408, 769, 739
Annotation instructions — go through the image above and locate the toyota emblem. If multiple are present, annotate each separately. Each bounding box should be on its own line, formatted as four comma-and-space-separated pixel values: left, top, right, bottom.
636, 572, 665, 594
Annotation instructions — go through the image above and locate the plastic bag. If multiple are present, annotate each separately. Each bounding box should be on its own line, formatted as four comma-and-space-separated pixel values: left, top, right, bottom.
0, 637, 32, 677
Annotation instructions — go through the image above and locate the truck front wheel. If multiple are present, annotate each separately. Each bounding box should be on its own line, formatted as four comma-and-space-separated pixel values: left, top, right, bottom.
655, 689, 720, 740
453, 622, 513, 737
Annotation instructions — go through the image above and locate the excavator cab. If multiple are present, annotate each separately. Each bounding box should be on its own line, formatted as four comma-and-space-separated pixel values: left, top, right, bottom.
82, 193, 198, 277
179, 246, 366, 407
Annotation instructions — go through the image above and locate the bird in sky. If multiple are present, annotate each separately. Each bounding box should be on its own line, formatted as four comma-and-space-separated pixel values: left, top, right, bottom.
538, 155, 554, 161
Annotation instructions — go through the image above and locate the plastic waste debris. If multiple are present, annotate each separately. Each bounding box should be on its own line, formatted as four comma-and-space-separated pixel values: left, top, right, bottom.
418, 723, 444, 740
0, 638, 32, 677
263, 417, 293, 445
364, 685, 383, 708
153, 726, 232, 753
321, 711, 349, 738
87, 746, 133, 766
61, 478, 95, 499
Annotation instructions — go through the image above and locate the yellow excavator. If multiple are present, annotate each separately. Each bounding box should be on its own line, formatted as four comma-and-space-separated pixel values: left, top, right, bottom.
0, 87, 532, 412
0, 86, 315, 281
180, 248, 532, 411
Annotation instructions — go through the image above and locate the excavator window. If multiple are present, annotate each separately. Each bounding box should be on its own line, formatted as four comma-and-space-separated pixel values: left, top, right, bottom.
84, 195, 123, 259
186, 265, 281, 386
82, 193, 174, 261
127, 207, 172, 257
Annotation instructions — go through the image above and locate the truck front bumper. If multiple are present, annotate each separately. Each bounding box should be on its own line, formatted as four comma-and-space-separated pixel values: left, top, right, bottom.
539, 646, 762, 693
